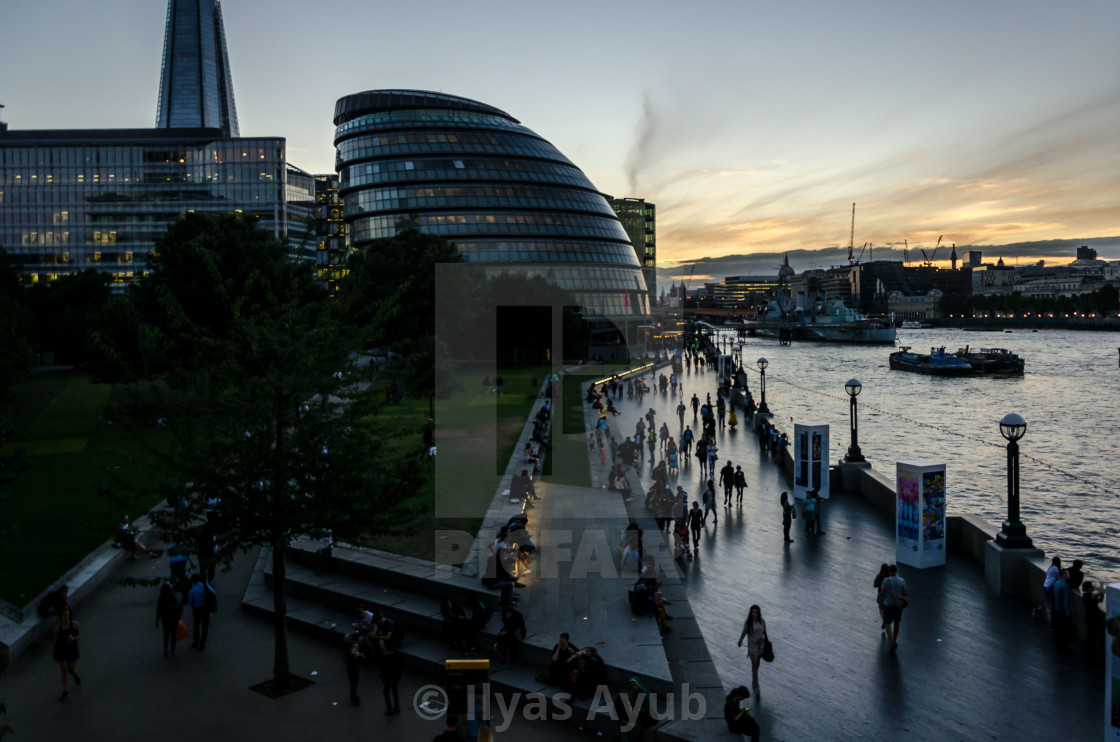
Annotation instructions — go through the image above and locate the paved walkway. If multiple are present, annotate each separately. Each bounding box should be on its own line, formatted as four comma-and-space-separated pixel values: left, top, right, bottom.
0, 548, 599, 742
601, 361, 1103, 740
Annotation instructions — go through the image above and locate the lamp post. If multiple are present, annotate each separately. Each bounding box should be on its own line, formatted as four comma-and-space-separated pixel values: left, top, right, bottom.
756, 358, 770, 414
844, 378, 865, 462
995, 413, 1033, 548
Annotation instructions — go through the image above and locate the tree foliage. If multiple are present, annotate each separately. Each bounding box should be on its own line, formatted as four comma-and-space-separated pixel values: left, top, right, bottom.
109, 213, 404, 683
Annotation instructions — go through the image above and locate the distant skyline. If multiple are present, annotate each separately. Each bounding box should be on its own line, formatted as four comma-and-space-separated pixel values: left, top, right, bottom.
3, 0, 1118, 280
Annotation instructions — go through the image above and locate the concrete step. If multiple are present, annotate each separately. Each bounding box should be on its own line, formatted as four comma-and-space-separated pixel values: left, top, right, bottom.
263, 557, 667, 693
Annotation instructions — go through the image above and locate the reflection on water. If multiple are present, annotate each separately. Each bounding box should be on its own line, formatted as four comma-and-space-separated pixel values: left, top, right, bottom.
716, 327, 1120, 585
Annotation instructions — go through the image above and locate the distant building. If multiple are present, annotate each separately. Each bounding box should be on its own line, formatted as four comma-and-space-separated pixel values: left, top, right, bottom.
0, 128, 298, 286
0, 0, 311, 286
888, 289, 944, 321
313, 174, 350, 293
609, 198, 656, 305
156, 0, 240, 137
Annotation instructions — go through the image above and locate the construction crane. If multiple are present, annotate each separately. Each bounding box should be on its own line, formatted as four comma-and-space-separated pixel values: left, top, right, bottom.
920, 235, 943, 267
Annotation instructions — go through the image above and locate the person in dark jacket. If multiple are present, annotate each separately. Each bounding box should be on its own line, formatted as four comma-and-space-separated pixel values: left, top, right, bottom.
380, 643, 404, 715
496, 605, 526, 665
155, 582, 184, 656
345, 639, 363, 705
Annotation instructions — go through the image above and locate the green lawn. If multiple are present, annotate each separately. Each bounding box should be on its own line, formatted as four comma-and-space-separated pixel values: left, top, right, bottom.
343, 364, 552, 564
0, 374, 173, 606
0, 363, 568, 603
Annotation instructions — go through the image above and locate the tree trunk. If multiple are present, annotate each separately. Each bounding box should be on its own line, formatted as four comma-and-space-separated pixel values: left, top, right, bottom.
272, 545, 290, 682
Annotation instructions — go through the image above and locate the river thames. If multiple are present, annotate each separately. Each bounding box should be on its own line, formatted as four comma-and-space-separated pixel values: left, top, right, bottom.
710, 326, 1120, 586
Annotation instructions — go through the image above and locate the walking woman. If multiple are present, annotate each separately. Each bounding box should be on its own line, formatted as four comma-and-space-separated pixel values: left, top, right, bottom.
873, 563, 890, 637
156, 582, 184, 655
53, 608, 82, 701
737, 605, 767, 686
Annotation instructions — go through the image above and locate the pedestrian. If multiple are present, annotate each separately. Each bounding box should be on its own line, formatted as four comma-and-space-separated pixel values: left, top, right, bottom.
723, 686, 760, 741
737, 605, 767, 686
733, 466, 746, 506
646, 429, 656, 462
156, 582, 184, 656
1034, 556, 1061, 620
706, 441, 719, 477
1067, 559, 1085, 591
676, 401, 686, 429
691, 394, 699, 418
803, 490, 818, 536
873, 563, 890, 636
701, 479, 718, 524
1082, 581, 1106, 664
681, 425, 694, 457
345, 639, 363, 705
780, 491, 796, 543
716, 396, 726, 428
380, 642, 404, 714
618, 676, 656, 742
878, 564, 908, 654
53, 607, 82, 701
659, 422, 670, 452
687, 501, 704, 552
1051, 568, 1074, 650
719, 460, 735, 507
186, 574, 216, 651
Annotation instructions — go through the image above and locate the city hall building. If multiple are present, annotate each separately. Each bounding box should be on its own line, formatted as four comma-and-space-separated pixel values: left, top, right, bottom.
333, 89, 650, 319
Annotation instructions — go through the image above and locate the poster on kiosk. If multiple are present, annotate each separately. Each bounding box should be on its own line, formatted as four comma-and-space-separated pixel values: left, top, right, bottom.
895, 460, 947, 568
1107, 583, 1120, 741
793, 424, 829, 501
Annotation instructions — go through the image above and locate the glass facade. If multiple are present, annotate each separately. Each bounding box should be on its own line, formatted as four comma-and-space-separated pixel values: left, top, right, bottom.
609, 198, 656, 306
334, 89, 649, 318
156, 0, 239, 137
0, 128, 297, 286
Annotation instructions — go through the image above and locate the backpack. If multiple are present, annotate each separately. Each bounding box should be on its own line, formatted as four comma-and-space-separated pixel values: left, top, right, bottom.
205, 584, 218, 613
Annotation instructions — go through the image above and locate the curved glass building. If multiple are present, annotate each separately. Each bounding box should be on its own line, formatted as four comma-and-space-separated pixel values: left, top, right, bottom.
333, 90, 649, 317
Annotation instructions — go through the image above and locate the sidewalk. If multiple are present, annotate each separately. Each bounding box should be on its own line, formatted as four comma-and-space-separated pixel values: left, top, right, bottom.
0, 549, 597, 742
602, 361, 1102, 740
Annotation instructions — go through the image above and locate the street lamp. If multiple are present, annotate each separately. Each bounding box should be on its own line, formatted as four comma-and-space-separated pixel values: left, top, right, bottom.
756, 358, 770, 414
844, 378, 865, 462
995, 413, 1033, 549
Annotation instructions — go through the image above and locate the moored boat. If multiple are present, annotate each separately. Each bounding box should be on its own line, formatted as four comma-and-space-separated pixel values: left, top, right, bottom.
954, 346, 1025, 375
889, 346, 974, 376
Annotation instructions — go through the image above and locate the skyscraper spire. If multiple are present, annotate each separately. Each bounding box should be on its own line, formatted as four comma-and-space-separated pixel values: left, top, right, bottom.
155, 0, 239, 136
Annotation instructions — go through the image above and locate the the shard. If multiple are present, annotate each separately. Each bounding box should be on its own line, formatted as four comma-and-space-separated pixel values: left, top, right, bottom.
155, 0, 239, 136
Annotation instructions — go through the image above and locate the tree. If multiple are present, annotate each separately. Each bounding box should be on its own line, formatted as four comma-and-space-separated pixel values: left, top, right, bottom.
110, 213, 400, 687
0, 249, 33, 491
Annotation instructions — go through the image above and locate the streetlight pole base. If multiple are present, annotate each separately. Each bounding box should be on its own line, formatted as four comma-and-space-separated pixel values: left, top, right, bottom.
844, 445, 866, 463
995, 521, 1034, 549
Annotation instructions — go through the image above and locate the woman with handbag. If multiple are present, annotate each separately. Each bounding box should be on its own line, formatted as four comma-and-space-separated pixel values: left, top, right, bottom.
156, 581, 185, 656
737, 604, 767, 686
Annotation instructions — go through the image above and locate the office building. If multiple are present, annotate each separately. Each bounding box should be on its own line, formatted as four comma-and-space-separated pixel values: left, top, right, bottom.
0, 0, 309, 286
333, 89, 649, 318
609, 198, 656, 305
156, 0, 239, 137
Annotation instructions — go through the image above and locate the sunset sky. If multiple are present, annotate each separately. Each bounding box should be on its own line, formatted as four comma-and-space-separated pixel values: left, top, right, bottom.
3, 0, 1118, 283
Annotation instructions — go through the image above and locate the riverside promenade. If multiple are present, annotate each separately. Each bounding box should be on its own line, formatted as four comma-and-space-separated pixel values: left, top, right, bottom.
1, 360, 1106, 741
601, 360, 1103, 740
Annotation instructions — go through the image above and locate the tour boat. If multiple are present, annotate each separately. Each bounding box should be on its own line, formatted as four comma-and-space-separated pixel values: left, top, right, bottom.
889, 347, 974, 376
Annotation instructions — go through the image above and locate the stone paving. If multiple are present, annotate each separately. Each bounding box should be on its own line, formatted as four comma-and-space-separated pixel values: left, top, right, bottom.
602, 359, 1103, 741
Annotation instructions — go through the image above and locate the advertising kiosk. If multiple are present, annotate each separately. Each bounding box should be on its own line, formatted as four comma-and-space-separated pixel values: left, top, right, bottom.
793, 424, 829, 500
895, 460, 947, 569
